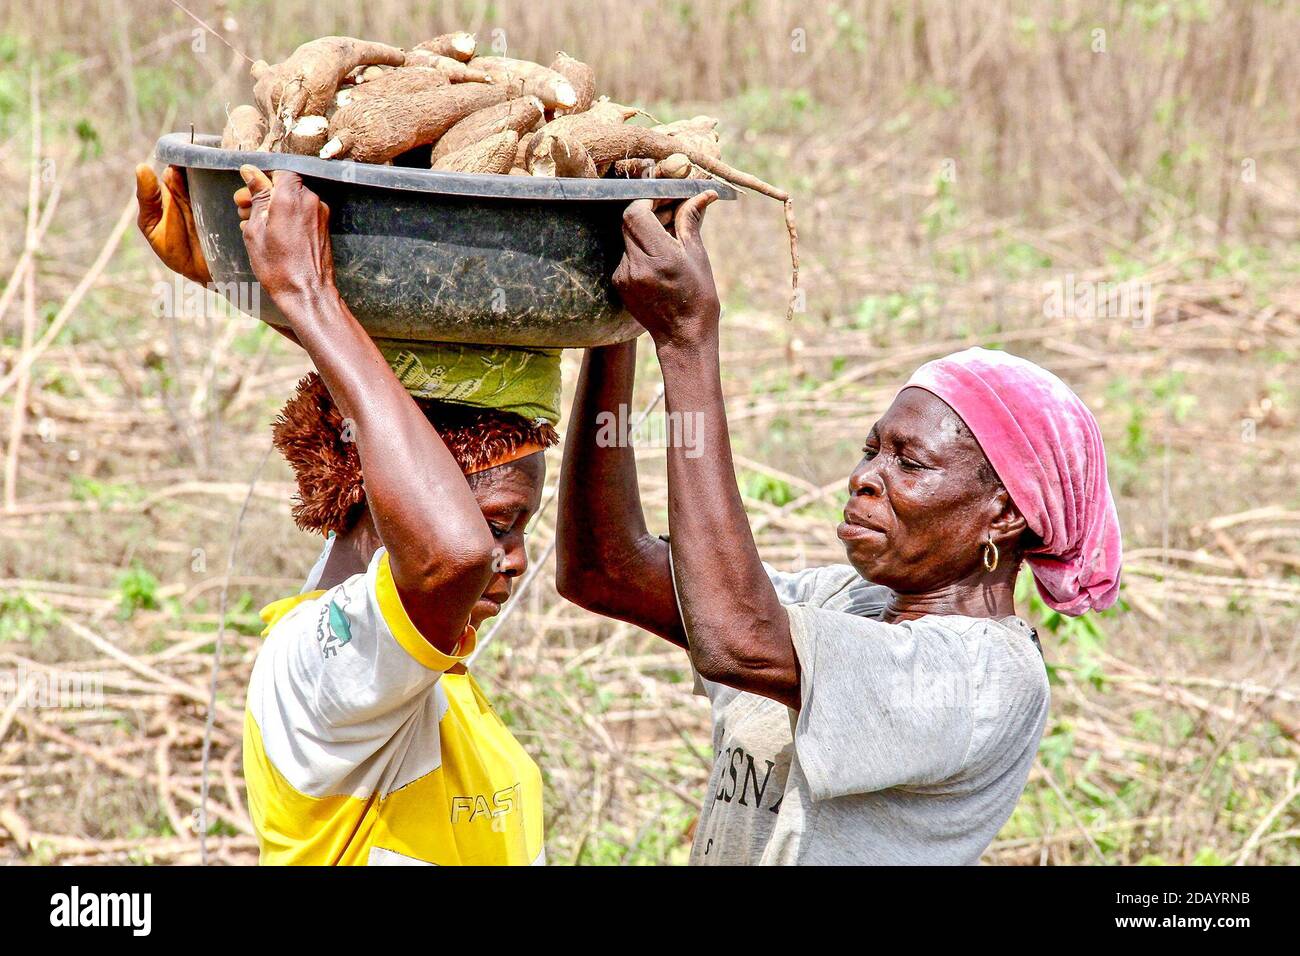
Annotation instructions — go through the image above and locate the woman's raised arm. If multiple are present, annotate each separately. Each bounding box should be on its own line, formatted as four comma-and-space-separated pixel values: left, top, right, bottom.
555, 340, 688, 647
612, 195, 801, 708
238, 168, 497, 653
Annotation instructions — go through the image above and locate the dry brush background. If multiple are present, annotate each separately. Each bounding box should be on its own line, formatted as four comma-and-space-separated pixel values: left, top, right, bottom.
0, 0, 1296, 865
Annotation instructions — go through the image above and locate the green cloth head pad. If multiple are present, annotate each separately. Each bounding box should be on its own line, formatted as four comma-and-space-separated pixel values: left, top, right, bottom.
377, 340, 563, 426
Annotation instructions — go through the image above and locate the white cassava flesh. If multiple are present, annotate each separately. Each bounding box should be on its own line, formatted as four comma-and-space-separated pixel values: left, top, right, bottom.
283, 114, 331, 155
548, 52, 595, 115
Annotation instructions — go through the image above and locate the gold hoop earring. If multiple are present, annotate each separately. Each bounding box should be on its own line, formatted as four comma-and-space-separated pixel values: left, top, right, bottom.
982, 535, 999, 573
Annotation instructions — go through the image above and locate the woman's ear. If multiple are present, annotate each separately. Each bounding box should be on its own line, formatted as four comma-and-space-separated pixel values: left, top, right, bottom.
988, 487, 1027, 546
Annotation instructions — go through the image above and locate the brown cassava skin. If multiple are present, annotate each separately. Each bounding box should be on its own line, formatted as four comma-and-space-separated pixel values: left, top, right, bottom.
252, 62, 312, 152
526, 97, 638, 147
431, 130, 519, 174
654, 153, 693, 178
520, 98, 639, 171
334, 67, 449, 108
323, 83, 508, 163
353, 65, 389, 83
549, 52, 596, 114
563, 125, 800, 308
221, 105, 267, 151
612, 153, 692, 179
652, 116, 722, 160
250, 60, 282, 118
414, 32, 477, 62
431, 97, 543, 161
469, 56, 576, 109
564, 125, 786, 200
611, 157, 655, 178
528, 132, 598, 178
268, 37, 406, 125
660, 151, 713, 179
403, 50, 490, 83
653, 116, 719, 136
514, 135, 532, 170
662, 133, 720, 161
574, 98, 639, 125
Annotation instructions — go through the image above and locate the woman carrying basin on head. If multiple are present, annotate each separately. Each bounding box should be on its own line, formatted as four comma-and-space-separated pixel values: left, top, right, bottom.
556, 192, 1123, 865
137, 163, 556, 865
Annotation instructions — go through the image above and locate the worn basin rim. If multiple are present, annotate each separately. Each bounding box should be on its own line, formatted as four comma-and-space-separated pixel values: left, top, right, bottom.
156, 133, 740, 203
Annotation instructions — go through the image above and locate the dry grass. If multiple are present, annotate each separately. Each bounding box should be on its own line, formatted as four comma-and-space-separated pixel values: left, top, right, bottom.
0, 0, 1296, 865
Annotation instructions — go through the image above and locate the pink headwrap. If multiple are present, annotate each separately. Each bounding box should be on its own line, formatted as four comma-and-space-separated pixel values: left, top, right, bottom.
903, 347, 1122, 615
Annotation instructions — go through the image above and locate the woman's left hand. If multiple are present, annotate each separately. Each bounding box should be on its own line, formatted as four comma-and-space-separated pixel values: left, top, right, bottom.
236, 166, 336, 307
613, 191, 721, 350
135, 164, 211, 285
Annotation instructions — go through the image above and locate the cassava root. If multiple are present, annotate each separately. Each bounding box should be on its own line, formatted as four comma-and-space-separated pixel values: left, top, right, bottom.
221, 105, 267, 151
414, 32, 477, 62
549, 53, 595, 115
256, 37, 405, 144
322, 83, 508, 163
431, 97, 544, 162
232, 33, 798, 313
467, 56, 577, 111
335, 67, 449, 108
431, 130, 519, 174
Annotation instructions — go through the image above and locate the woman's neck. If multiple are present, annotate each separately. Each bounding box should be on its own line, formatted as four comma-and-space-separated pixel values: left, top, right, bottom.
316, 511, 383, 590
881, 565, 1020, 624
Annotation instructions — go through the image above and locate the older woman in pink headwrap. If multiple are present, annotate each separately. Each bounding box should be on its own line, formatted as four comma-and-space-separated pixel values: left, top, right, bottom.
556, 194, 1122, 865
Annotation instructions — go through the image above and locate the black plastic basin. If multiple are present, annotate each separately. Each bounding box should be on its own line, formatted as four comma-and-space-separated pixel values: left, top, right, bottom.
154, 132, 736, 347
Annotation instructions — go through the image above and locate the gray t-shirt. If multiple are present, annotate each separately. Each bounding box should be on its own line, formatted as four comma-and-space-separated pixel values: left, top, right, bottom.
686, 563, 1050, 866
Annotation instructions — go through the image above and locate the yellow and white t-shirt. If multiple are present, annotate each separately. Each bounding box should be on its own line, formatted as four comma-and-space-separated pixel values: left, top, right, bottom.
243, 547, 545, 866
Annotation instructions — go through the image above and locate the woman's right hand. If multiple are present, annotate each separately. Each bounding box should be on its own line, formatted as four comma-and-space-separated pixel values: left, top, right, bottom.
236, 166, 337, 308
613, 192, 721, 350
135, 164, 211, 285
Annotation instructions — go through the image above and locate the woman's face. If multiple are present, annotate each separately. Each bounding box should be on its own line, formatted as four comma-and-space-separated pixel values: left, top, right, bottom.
467, 452, 546, 626
838, 387, 1006, 593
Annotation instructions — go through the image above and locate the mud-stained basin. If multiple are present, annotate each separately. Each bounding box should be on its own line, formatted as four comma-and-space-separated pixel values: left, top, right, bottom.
154, 132, 736, 348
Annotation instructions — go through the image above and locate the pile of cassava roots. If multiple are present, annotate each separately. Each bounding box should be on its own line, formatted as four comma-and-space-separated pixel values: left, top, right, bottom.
221, 33, 798, 309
